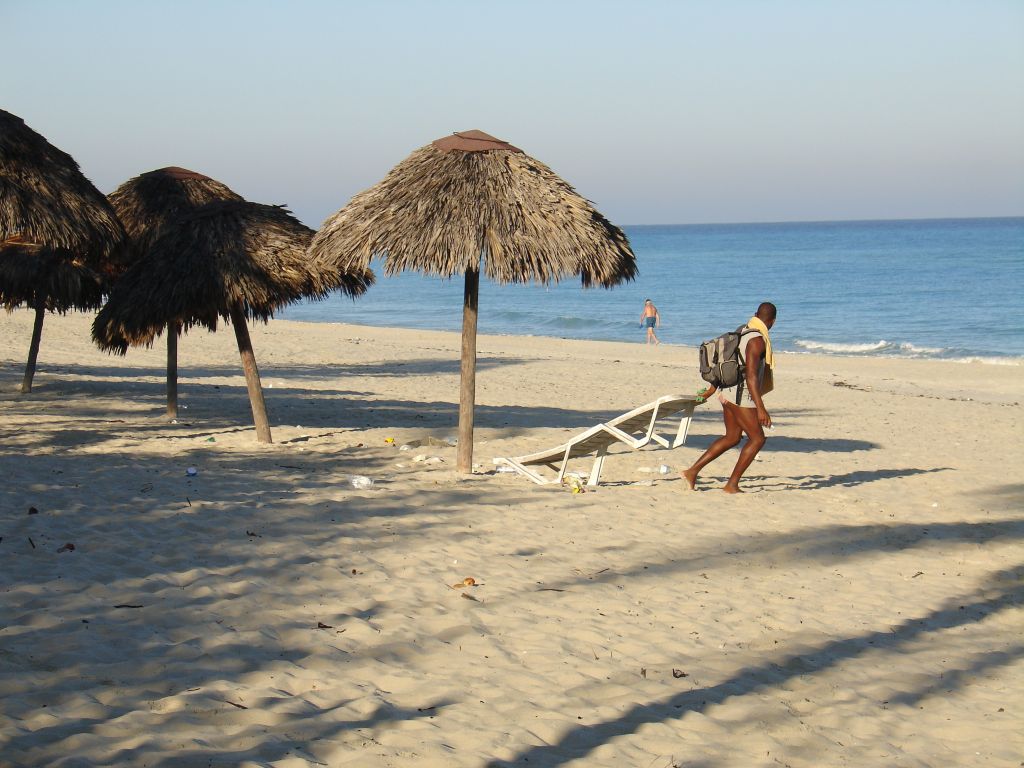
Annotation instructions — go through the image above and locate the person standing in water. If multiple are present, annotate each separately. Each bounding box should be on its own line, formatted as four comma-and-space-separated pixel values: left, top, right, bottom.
682, 301, 777, 493
640, 299, 661, 345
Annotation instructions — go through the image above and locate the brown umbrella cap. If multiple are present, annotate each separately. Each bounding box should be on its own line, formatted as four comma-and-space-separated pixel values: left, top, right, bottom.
432, 130, 523, 154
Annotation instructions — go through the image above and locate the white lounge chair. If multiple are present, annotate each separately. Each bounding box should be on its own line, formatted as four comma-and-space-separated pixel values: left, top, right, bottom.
493, 394, 699, 487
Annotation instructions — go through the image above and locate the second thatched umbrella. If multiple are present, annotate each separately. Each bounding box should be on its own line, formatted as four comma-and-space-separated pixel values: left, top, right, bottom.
94, 197, 373, 443
104, 167, 244, 417
309, 130, 637, 472
0, 109, 128, 392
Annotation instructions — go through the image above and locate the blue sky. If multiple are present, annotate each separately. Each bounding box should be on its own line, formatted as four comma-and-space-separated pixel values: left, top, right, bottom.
3, 0, 1022, 226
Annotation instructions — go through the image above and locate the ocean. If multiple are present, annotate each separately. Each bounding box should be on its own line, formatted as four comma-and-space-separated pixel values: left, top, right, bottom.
282, 217, 1024, 364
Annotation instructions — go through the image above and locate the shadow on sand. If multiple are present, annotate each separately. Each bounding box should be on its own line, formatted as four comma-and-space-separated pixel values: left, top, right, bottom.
540, 516, 1024, 591
488, 564, 1024, 767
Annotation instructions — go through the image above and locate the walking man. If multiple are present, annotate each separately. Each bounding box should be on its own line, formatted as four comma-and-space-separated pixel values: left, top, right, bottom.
640, 299, 661, 345
682, 302, 777, 493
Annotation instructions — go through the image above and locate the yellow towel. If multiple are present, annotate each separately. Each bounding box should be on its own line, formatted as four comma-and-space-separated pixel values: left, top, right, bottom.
747, 316, 774, 368
747, 316, 775, 395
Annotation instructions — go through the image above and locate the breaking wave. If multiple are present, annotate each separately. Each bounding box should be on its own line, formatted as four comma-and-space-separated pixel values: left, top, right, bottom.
795, 339, 894, 354
793, 339, 1021, 364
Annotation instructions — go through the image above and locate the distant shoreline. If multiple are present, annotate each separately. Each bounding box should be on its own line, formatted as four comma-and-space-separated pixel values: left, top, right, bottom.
282, 217, 1024, 361
622, 215, 1024, 228
269, 316, 1023, 367
267, 317, 1023, 367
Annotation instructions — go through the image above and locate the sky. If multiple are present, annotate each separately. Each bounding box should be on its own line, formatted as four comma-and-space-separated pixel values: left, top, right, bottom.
3, 0, 1022, 227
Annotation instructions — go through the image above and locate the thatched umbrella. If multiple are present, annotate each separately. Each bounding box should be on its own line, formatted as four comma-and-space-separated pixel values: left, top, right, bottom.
0, 109, 128, 392
103, 167, 244, 417
94, 196, 373, 442
309, 130, 637, 472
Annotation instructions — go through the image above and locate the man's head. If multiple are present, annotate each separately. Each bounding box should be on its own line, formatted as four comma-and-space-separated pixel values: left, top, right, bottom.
756, 301, 777, 328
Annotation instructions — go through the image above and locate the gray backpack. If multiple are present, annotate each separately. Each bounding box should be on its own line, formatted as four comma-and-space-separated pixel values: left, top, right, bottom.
699, 325, 758, 388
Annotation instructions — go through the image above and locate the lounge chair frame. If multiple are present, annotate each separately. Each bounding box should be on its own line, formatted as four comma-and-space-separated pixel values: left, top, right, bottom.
493, 394, 698, 487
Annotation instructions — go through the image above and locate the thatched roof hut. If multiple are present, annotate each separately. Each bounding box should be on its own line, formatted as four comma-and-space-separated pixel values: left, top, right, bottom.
1, 109, 127, 273
309, 130, 635, 288
107, 166, 244, 253
96, 167, 246, 420
0, 242, 107, 312
0, 108, 128, 392
309, 129, 636, 471
95, 197, 367, 349
95, 189, 373, 442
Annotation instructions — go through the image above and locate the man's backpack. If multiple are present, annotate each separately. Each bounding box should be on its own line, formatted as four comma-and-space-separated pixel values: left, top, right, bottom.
699, 326, 759, 388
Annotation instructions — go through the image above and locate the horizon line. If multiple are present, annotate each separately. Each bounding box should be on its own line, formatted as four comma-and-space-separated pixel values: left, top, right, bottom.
622, 214, 1024, 228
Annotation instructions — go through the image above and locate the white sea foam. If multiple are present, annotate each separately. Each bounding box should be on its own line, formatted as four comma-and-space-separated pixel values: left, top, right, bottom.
944, 355, 1023, 366
898, 342, 946, 356
793, 338, 1022, 365
795, 339, 892, 354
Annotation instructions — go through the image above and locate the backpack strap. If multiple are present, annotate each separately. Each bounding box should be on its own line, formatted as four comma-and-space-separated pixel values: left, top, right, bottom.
735, 326, 760, 404
735, 326, 758, 365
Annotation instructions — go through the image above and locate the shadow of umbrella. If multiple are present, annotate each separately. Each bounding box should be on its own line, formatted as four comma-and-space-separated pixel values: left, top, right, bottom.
0, 108, 128, 393
309, 129, 636, 471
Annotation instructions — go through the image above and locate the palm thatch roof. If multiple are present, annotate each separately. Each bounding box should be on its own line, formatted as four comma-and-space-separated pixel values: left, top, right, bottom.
0, 241, 106, 311
307, 129, 637, 287
94, 198, 373, 353
108, 166, 244, 253
0, 108, 128, 310
309, 129, 636, 472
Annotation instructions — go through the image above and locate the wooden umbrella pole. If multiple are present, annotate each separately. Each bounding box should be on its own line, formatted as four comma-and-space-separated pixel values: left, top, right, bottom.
229, 303, 273, 443
166, 320, 179, 419
20, 303, 46, 394
457, 267, 480, 473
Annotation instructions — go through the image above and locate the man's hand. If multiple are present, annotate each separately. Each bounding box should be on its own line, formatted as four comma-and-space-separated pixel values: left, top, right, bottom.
758, 408, 772, 428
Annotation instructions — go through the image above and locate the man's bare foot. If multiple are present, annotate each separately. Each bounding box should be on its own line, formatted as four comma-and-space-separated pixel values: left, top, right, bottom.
680, 467, 698, 490
722, 483, 743, 494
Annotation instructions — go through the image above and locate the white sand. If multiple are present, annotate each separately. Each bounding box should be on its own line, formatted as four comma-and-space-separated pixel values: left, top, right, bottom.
1, 307, 1022, 767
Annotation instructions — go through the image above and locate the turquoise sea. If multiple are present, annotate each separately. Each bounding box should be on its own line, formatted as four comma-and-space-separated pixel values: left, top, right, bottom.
282, 217, 1024, 364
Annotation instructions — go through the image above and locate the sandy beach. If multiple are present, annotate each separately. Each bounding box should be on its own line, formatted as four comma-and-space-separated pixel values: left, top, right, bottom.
1, 307, 1021, 768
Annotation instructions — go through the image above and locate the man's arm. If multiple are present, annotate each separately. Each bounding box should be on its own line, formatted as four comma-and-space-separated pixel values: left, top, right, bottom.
744, 336, 772, 427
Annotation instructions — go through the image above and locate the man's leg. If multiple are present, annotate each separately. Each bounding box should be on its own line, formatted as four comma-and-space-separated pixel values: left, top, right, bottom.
723, 404, 766, 494
681, 404, 742, 489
